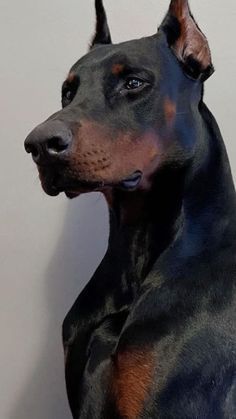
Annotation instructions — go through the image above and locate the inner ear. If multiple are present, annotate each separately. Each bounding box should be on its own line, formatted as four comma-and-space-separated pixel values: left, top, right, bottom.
90, 0, 112, 49
160, 0, 214, 81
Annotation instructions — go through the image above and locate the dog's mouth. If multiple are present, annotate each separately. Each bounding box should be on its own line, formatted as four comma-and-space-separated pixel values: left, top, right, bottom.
39, 170, 143, 198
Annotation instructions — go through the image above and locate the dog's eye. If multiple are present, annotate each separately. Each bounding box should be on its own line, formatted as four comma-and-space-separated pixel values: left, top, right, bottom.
124, 78, 144, 90
61, 76, 79, 108
62, 90, 74, 108
65, 91, 73, 101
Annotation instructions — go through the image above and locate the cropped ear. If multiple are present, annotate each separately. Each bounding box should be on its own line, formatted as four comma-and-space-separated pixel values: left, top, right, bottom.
160, 0, 214, 81
90, 0, 112, 49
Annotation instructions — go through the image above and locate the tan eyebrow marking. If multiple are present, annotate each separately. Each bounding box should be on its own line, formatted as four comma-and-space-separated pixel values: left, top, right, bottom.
111, 64, 125, 75
66, 71, 76, 83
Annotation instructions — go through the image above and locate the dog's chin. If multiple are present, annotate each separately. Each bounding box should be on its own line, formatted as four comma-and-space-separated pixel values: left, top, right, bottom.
65, 191, 81, 199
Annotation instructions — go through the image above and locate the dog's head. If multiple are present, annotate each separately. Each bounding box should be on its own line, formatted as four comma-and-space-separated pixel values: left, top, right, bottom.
25, 0, 214, 198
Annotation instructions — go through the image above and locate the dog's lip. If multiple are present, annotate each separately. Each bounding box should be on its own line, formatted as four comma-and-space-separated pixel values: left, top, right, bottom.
64, 180, 105, 192
118, 170, 143, 191
64, 181, 104, 198
63, 171, 143, 195
40, 170, 143, 198
41, 181, 61, 197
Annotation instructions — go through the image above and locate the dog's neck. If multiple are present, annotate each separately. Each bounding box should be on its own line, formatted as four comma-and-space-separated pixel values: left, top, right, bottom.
180, 104, 236, 258
104, 104, 236, 290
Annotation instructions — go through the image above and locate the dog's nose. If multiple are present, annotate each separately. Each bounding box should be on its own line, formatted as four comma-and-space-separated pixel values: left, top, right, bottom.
24, 120, 72, 164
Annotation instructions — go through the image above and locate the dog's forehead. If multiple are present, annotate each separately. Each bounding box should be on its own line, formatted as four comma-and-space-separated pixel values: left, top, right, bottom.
70, 35, 160, 74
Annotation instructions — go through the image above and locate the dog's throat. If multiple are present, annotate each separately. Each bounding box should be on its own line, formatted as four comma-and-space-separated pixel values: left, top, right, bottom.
103, 180, 182, 287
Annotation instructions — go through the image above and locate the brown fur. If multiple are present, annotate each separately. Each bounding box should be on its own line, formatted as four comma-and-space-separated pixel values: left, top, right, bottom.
111, 348, 155, 419
111, 64, 125, 75
67, 71, 76, 83
164, 97, 176, 125
169, 0, 212, 72
67, 121, 160, 185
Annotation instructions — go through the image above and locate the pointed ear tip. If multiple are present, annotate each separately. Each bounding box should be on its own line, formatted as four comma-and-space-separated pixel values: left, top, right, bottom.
168, 0, 191, 16
95, 0, 104, 11
91, 0, 112, 48
170, 0, 190, 6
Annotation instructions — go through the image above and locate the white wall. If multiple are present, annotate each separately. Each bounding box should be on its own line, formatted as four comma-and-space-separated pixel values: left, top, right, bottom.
0, 1, 235, 418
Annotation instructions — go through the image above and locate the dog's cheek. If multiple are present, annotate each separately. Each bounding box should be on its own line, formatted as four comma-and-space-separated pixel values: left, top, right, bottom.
69, 121, 161, 182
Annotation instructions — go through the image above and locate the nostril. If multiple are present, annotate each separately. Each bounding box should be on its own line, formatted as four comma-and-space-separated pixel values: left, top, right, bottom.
46, 136, 70, 155
25, 123, 72, 162
25, 143, 40, 159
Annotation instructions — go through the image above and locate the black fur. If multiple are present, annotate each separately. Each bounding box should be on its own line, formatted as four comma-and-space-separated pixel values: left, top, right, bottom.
25, 1, 236, 418
91, 0, 112, 48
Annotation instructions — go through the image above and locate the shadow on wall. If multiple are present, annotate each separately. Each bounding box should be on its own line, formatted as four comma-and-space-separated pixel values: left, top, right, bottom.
9, 193, 108, 419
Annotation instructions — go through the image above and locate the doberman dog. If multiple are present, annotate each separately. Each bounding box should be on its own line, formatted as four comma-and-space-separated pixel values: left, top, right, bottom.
25, 0, 236, 417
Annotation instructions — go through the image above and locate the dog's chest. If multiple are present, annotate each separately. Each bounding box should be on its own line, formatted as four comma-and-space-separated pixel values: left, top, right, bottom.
86, 316, 122, 373
66, 310, 129, 417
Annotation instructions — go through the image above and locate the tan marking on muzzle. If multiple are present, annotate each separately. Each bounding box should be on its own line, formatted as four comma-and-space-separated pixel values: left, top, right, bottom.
68, 121, 160, 184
